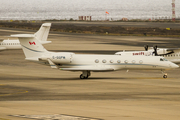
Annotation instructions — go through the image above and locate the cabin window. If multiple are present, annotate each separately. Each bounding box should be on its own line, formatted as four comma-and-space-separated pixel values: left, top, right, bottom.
139, 60, 143, 64
124, 60, 128, 64
110, 60, 114, 63
132, 60, 136, 64
95, 59, 99, 63
102, 59, 106, 63
117, 60, 121, 63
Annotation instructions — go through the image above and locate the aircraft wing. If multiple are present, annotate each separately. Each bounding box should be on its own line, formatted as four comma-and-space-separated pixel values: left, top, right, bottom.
47, 58, 114, 72
149, 47, 180, 51
60, 67, 114, 72
166, 48, 180, 52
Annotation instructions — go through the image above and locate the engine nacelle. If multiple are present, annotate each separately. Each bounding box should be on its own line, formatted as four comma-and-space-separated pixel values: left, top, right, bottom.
50, 52, 74, 64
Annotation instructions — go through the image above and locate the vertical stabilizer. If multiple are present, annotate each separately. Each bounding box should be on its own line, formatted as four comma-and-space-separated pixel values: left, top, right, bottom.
10, 34, 48, 59
34, 23, 51, 41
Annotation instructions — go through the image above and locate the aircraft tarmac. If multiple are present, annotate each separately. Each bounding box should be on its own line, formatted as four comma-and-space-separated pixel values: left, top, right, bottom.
0, 28, 180, 120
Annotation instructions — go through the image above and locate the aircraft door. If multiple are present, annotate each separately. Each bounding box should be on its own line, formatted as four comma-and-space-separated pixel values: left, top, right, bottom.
70, 53, 74, 63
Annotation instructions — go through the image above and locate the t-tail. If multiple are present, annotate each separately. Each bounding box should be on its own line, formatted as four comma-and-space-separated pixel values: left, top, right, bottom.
35, 23, 52, 44
10, 23, 51, 61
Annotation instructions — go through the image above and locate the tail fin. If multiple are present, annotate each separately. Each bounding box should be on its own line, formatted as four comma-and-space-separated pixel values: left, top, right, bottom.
35, 23, 51, 41
11, 34, 48, 60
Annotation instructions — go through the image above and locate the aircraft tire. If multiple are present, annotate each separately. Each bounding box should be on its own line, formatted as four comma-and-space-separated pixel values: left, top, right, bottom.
163, 75, 167, 79
84, 75, 89, 79
80, 74, 84, 79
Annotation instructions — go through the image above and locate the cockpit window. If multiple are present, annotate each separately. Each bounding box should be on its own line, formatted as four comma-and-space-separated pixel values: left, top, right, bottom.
160, 58, 168, 61
163, 58, 168, 61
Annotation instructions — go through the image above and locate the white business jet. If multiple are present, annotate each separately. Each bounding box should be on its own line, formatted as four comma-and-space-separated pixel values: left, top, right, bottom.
0, 23, 52, 50
10, 23, 179, 79
115, 45, 180, 64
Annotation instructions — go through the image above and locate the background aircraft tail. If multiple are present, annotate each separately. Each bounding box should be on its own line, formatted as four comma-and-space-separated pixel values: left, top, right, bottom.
35, 23, 51, 42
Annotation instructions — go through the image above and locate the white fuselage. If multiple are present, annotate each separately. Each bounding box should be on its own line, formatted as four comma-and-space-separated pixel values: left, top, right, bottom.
0, 40, 21, 50
39, 52, 178, 71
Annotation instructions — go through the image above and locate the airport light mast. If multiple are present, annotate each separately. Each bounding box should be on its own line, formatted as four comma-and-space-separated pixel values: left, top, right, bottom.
172, 0, 176, 21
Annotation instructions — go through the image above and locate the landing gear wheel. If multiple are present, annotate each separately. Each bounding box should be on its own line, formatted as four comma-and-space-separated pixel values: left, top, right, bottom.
84, 75, 89, 79
163, 75, 167, 79
80, 74, 85, 79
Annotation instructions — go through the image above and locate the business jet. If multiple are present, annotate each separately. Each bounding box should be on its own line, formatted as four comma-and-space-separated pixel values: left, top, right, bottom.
0, 23, 52, 50
115, 45, 180, 64
10, 23, 179, 79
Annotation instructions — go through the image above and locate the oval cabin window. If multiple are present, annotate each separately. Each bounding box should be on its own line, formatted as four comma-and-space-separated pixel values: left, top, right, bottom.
95, 59, 99, 63
132, 60, 136, 64
139, 60, 143, 64
110, 60, 114, 63
117, 60, 121, 63
102, 59, 106, 63
124, 60, 128, 64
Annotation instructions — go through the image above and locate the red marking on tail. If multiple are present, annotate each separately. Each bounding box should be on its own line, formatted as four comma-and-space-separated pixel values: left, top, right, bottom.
29, 42, 36, 45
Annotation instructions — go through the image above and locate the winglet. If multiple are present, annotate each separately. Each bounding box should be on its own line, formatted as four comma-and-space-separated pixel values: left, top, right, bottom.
47, 58, 58, 69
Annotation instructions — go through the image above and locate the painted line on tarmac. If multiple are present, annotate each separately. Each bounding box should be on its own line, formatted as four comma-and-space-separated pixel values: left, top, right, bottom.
0, 118, 10, 120
9, 114, 103, 120
130, 77, 177, 80
0, 85, 28, 96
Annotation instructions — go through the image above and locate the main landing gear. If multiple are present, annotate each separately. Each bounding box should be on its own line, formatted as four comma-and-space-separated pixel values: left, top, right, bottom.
80, 71, 91, 79
163, 74, 167, 78
162, 71, 167, 79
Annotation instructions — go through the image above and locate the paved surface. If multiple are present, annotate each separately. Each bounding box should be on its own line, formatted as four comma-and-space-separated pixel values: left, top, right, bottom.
0, 28, 180, 120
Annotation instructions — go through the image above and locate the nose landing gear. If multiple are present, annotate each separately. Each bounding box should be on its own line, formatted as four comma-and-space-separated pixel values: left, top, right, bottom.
162, 71, 167, 79
163, 73, 168, 78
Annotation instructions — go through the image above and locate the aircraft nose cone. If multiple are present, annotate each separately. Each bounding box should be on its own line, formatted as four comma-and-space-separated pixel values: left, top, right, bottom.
171, 63, 179, 68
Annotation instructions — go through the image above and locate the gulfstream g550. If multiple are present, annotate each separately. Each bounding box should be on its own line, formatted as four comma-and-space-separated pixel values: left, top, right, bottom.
10, 23, 179, 79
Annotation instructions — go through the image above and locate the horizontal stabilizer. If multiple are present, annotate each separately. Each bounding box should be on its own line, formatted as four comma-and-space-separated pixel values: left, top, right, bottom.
10, 34, 35, 38
60, 67, 114, 72
40, 41, 52, 44
41, 23, 51, 27
166, 48, 180, 51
